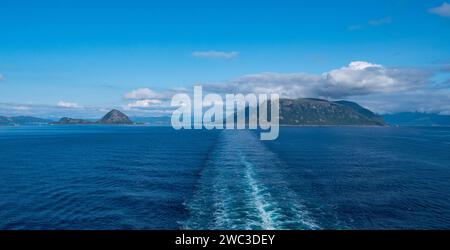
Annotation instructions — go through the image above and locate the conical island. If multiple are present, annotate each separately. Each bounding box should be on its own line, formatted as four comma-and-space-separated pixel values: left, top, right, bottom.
99, 109, 133, 124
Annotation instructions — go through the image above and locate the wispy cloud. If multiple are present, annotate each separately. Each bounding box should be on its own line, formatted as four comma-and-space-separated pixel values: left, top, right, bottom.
123, 88, 176, 112
0, 74, 4, 81
124, 88, 163, 100
349, 17, 392, 31
429, 2, 450, 17
126, 99, 162, 108
192, 50, 239, 59
57, 101, 82, 109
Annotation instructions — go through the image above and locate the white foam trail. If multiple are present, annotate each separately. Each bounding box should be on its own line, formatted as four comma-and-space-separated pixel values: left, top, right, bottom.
242, 156, 320, 230
212, 174, 232, 229
243, 158, 276, 229
182, 130, 321, 230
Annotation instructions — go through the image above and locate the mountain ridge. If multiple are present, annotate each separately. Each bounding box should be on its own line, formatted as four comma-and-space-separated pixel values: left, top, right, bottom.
277, 98, 386, 126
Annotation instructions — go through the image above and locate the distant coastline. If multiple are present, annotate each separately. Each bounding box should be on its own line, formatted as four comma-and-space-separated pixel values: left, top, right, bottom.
2, 99, 450, 127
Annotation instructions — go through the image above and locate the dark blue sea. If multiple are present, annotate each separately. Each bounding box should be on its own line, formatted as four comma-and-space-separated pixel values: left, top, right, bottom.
0, 126, 449, 229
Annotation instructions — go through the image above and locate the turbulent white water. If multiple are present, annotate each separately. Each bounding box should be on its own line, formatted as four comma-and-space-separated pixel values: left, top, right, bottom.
182, 130, 319, 230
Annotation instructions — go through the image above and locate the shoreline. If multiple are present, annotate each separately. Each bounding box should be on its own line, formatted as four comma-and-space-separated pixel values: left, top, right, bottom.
2, 124, 450, 128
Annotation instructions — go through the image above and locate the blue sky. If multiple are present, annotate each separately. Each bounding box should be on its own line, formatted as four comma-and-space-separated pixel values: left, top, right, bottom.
1, 0, 450, 118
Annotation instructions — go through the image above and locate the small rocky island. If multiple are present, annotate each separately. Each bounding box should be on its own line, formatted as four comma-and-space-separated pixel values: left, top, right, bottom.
98, 109, 133, 124
52, 109, 134, 125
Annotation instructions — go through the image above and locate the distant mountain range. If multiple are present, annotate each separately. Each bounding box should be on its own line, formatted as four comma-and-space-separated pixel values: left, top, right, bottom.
383, 112, 450, 126
0, 116, 52, 126
2, 101, 450, 127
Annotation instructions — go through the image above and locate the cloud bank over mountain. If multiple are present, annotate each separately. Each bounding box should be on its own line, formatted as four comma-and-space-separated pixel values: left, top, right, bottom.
201, 62, 430, 99
189, 61, 442, 114
116, 61, 448, 115
1, 61, 448, 117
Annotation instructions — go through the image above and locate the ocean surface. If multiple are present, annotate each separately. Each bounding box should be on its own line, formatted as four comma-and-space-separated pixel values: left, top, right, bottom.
0, 126, 449, 229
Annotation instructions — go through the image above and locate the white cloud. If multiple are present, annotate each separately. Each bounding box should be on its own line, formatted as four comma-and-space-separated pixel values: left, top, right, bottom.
124, 88, 162, 100
57, 101, 82, 109
126, 99, 162, 108
192, 50, 239, 59
323, 61, 426, 96
204, 61, 430, 99
348, 17, 392, 31
123, 88, 182, 113
13, 106, 30, 111
429, 2, 450, 17
0, 74, 4, 81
